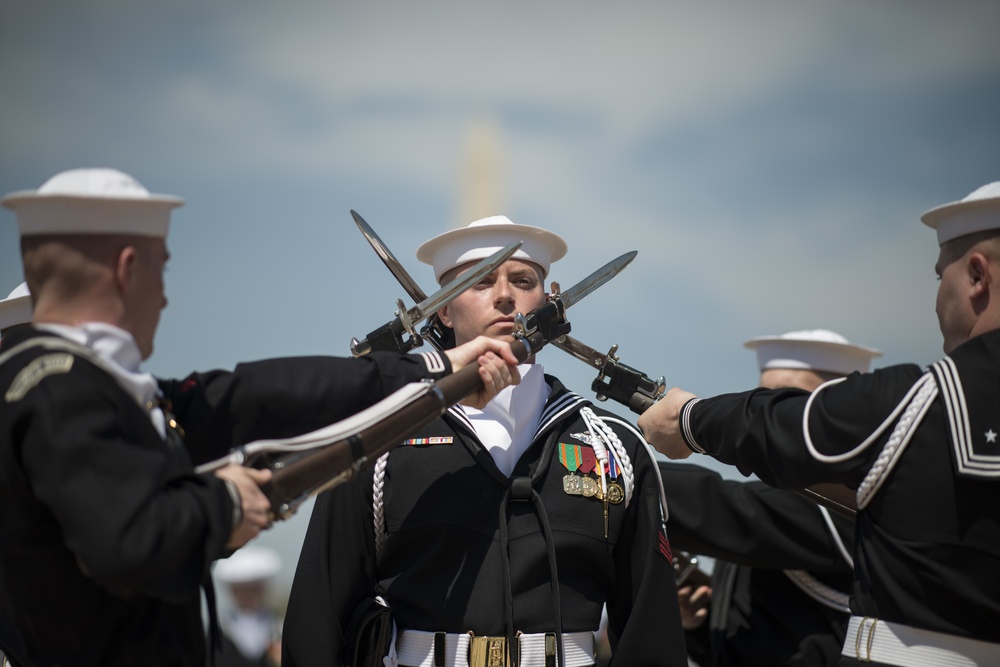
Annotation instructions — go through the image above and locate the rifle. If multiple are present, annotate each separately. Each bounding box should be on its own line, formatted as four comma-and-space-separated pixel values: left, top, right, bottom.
346, 213, 855, 598
199, 250, 636, 520
263, 326, 546, 519
546, 333, 859, 520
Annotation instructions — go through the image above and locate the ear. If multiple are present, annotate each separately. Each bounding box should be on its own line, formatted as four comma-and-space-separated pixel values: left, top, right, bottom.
114, 245, 138, 293
437, 306, 453, 328
968, 252, 991, 298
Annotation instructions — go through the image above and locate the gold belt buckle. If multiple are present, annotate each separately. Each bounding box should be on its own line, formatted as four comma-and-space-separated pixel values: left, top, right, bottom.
468, 633, 511, 667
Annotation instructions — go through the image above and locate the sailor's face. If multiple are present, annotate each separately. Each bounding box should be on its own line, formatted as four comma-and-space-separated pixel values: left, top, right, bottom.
438, 258, 546, 346
127, 238, 169, 360
935, 245, 974, 355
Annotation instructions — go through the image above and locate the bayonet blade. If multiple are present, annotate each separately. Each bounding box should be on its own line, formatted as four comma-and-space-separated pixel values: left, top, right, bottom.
558, 250, 637, 311
513, 250, 637, 355
351, 210, 429, 303
412, 241, 520, 319
351, 241, 521, 356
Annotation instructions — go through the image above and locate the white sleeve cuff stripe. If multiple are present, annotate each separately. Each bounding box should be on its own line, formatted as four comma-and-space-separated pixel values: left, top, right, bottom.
681, 398, 706, 453
419, 350, 447, 374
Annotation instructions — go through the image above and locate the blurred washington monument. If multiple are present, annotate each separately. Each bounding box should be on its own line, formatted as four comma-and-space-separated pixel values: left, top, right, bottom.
454, 117, 507, 228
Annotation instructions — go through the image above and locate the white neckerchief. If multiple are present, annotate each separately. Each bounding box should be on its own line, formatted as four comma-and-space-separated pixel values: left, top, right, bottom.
464, 364, 548, 477
35, 322, 166, 438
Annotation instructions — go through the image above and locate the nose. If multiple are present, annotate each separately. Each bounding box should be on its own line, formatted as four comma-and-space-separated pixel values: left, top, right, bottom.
493, 277, 514, 305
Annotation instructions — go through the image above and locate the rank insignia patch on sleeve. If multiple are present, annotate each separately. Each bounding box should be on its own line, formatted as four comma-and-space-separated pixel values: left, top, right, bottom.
5, 353, 75, 402
656, 531, 673, 563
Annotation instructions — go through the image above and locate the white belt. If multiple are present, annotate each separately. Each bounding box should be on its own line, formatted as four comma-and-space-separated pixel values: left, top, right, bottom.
395, 629, 596, 667
843, 616, 1000, 666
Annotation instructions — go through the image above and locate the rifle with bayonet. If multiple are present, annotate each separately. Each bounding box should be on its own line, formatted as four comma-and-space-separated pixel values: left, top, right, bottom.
349, 210, 660, 407
347, 212, 855, 600
550, 331, 859, 519
348, 237, 521, 357
349, 213, 716, 586
198, 242, 634, 521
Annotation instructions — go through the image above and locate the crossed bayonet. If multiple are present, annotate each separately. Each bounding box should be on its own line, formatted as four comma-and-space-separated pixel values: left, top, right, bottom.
348, 210, 665, 415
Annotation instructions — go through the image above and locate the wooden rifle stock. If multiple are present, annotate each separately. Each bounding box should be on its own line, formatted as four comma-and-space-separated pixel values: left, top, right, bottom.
800, 482, 857, 520
261, 331, 544, 519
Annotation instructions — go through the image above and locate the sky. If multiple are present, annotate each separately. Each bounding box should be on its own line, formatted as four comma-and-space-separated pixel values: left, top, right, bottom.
3, 1, 1000, 604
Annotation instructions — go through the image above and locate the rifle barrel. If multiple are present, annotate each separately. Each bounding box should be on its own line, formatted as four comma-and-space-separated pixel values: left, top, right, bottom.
262, 331, 544, 519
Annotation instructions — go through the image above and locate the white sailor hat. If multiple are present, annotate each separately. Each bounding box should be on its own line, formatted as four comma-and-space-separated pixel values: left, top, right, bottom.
921, 181, 1000, 246
214, 546, 282, 584
417, 215, 568, 283
0, 282, 31, 331
743, 329, 882, 376
1, 168, 184, 239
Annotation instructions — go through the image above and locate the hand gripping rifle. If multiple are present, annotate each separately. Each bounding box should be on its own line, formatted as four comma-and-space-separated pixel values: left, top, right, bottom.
349, 210, 657, 386
349, 232, 522, 357
551, 333, 859, 519
347, 213, 856, 594
198, 248, 636, 521
347, 213, 716, 586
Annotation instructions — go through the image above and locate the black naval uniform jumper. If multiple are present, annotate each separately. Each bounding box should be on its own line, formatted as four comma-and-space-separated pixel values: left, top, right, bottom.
0, 327, 452, 667
660, 462, 853, 667
282, 376, 688, 667
676, 329, 1000, 666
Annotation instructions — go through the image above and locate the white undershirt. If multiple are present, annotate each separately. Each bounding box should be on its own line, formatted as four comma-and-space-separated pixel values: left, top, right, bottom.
35, 322, 166, 438
224, 609, 277, 659
463, 364, 548, 477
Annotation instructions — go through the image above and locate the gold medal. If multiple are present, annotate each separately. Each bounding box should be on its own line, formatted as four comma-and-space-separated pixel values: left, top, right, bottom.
563, 475, 583, 495
605, 482, 625, 504
581, 476, 599, 497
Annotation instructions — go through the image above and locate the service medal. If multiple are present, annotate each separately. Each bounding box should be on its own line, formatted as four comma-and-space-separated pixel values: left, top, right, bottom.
605, 481, 625, 504
563, 475, 584, 495
581, 476, 599, 497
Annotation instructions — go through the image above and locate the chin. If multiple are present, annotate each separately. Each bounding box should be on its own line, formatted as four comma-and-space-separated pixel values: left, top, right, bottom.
488, 323, 516, 336
489, 331, 518, 343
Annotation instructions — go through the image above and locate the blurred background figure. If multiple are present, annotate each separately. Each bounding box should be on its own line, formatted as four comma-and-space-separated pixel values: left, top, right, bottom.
0, 282, 31, 343
214, 546, 284, 667
746, 329, 882, 393
665, 329, 881, 667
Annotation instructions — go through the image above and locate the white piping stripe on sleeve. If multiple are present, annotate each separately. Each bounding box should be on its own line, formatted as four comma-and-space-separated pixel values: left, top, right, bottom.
419, 350, 447, 374
681, 398, 706, 453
